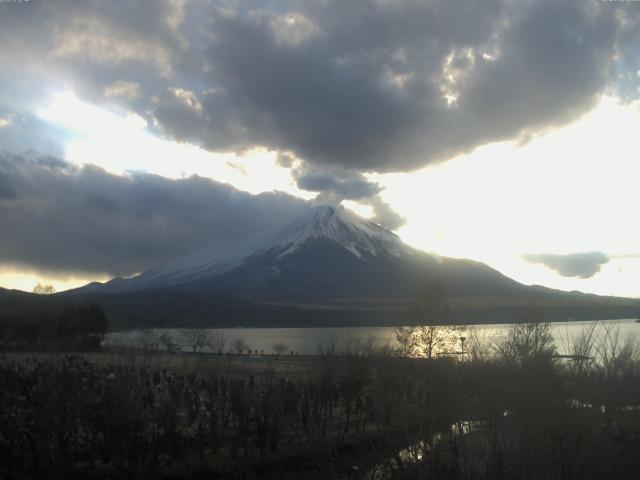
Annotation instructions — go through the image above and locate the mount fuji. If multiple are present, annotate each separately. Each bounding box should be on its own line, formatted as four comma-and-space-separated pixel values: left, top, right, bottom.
68, 205, 638, 327
80, 205, 522, 299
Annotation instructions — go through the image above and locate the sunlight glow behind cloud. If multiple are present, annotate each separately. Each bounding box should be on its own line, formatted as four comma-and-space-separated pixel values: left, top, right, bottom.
0, 268, 110, 294
5, 92, 635, 297
371, 96, 640, 297
38, 92, 315, 199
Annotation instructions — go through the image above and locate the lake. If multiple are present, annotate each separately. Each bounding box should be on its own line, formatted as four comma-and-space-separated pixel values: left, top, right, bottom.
105, 318, 640, 356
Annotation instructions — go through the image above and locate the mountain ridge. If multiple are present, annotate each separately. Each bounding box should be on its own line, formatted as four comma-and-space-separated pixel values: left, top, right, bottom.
63, 205, 640, 328
77, 204, 522, 299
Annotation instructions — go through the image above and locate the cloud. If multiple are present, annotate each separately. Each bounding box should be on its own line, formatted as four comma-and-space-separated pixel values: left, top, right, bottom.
293, 165, 381, 201
2, 0, 639, 174
129, 0, 640, 170
368, 197, 405, 231
104, 81, 142, 101
0, 151, 310, 277
0, 114, 67, 156
289, 163, 405, 229
523, 252, 610, 279
0, 0, 185, 146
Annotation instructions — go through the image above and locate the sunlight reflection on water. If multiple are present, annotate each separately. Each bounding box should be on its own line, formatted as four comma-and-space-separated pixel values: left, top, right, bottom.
105, 318, 638, 356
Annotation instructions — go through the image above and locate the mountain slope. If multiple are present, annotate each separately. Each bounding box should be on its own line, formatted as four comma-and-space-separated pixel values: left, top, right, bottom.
68, 205, 640, 327
81, 205, 523, 301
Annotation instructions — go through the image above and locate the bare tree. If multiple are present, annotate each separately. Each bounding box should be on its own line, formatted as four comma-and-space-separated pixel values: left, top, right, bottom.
396, 284, 463, 359
181, 328, 210, 353
137, 330, 161, 352
567, 321, 599, 377
414, 285, 462, 359
494, 315, 555, 367
271, 342, 289, 357
394, 325, 419, 357
32, 283, 56, 294
466, 327, 492, 363
230, 338, 249, 354
595, 323, 638, 378
210, 330, 226, 354
159, 332, 177, 352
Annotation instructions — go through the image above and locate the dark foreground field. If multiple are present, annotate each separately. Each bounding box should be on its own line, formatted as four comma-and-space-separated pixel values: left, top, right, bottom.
1, 326, 640, 480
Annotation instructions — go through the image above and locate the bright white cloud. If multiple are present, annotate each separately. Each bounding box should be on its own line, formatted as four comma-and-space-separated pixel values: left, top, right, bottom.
38, 91, 315, 198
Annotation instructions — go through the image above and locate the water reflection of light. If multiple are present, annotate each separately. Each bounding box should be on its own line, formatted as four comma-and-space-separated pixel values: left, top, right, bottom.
104, 318, 639, 357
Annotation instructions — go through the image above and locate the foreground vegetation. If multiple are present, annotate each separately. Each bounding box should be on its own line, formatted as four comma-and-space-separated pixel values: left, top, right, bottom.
1, 317, 639, 479
0, 301, 107, 351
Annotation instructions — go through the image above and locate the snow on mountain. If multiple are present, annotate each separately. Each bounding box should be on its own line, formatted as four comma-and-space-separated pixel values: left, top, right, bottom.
272, 205, 406, 259
97, 205, 418, 292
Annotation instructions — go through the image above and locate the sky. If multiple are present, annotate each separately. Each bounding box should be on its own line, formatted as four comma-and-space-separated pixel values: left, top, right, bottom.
0, 0, 639, 297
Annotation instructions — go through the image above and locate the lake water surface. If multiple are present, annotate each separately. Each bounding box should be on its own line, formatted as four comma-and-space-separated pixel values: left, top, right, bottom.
105, 318, 640, 356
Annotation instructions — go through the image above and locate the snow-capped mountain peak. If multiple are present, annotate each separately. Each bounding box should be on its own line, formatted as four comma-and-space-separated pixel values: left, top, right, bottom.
97, 204, 409, 292
272, 204, 403, 259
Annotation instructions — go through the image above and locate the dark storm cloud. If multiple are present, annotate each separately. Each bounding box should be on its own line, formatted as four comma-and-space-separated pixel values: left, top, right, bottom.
0, 0, 184, 154
0, 0, 637, 275
2, 0, 639, 172
148, 0, 638, 170
523, 252, 610, 279
0, 175, 16, 200
0, 152, 310, 277
290, 164, 405, 229
293, 166, 381, 201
